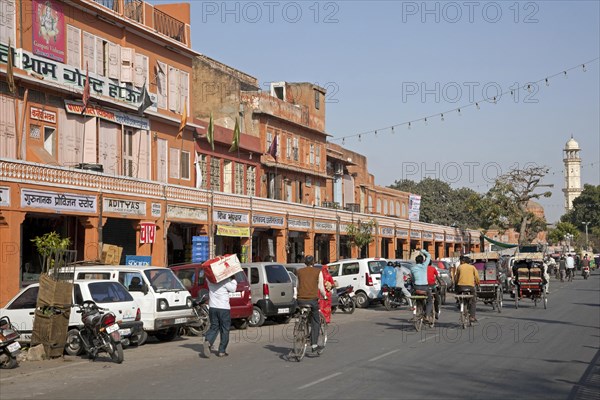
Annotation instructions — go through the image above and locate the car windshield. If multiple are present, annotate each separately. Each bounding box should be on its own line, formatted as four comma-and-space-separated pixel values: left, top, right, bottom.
144, 269, 186, 292
368, 260, 386, 274
265, 264, 291, 283
233, 271, 248, 283
88, 282, 133, 303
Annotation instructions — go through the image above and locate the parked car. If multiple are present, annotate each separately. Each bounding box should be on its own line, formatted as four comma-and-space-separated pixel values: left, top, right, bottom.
57, 265, 194, 342
0, 280, 143, 348
169, 264, 252, 330
326, 258, 386, 308
241, 262, 296, 327
284, 264, 339, 310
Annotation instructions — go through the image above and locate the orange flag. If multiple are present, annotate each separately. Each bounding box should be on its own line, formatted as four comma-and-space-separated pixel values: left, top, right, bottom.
177, 101, 187, 140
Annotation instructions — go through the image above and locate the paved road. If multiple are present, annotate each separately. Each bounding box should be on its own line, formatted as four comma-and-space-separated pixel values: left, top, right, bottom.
1, 272, 598, 400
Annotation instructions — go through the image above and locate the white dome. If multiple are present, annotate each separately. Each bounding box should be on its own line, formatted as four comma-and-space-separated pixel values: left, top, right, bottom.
565, 137, 580, 150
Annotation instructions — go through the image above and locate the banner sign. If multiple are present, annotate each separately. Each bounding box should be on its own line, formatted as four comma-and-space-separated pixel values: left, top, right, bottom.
151, 203, 162, 217
288, 218, 311, 230
408, 194, 421, 222
315, 221, 336, 232
216, 225, 250, 237
139, 222, 156, 244
213, 210, 249, 224
33, 0, 65, 62
30, 106, 57, 124
396, 229, 409, 238
380, 227, 394, 236
21, 188, 96, 212
0, 44, 156, 110
423, 232, 434, 240
64, 100, 150, 130
410, 230, 422, 239
167, 204, 207, 221
435, 233, 445, 241
125, 255, 152, 266
252, 214, 284, 227
0, 187, 10, 207
103, 198, 146, 216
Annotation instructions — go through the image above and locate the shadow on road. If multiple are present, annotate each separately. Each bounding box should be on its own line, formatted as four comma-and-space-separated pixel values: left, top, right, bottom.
572, 303, 600, 308
496, 315, 598, 330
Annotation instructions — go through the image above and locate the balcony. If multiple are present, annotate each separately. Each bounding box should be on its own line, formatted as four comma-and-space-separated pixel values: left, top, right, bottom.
322, 201, 340, 209
344, 203, 360, 212
153, 8, 186, 44
92, 0, 120, 12
123, 0, 144, 23
241, 92, 315, 132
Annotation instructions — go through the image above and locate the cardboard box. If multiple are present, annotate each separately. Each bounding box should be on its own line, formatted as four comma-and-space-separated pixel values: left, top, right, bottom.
202, 254, 242, 283
101, 244, 123, 265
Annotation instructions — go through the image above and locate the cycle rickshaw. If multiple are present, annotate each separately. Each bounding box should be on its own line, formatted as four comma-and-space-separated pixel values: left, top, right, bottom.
511, 253, 547, 309
470, 252, 503, 313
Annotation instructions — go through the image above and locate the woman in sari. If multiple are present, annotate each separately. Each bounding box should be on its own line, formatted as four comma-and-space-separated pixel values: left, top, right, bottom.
319, 264, 335, 324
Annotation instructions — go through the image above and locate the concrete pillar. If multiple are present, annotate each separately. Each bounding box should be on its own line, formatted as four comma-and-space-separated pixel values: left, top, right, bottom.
304, 232, 315, 258
387, 239, 394, 259
0, 210, 26, 307
79, 216, 106, 261
275, 229, 286, 263
328, 239, 336, 264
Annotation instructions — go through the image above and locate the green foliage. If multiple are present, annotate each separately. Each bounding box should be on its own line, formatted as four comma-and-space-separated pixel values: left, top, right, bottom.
31, 232, 71, 273
345, 219, 376, 252
561, 184, 600, 228
547, 222, 580, 244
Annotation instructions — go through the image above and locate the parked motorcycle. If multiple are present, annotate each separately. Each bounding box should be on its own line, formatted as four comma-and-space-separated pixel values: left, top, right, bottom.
0, 316, 21, 369
65, 301, 123, 363
336, 285, 355, 314
582, 266, 590, 280
184, 293, 210, 336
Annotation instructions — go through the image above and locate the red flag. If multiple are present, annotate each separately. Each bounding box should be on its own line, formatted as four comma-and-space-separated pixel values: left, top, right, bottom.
81, 62, 90, 115
268, 135, 278, 160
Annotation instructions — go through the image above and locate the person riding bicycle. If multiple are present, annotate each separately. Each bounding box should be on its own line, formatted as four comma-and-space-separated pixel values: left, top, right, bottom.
394, 261, 413, 308
411, 248, 433, 323
454, 255, 480, 323
566, 254, 575, 281
296, 255, 328, 353
427, 260, 443, 319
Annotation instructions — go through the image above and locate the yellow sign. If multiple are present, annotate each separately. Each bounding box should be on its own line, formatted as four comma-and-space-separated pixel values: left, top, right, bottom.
217, 225, 250, 237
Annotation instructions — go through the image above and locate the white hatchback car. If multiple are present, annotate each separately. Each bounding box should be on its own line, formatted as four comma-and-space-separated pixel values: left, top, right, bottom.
0, 280, 144, 348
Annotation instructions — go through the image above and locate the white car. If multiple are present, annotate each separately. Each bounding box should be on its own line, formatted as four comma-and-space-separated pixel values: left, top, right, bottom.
326, 258, 386, 308
0, 280, 144, 347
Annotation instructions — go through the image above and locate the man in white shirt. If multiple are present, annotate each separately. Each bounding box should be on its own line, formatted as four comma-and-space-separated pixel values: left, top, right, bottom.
566, 254, 575, 281
203, 276, 237, 358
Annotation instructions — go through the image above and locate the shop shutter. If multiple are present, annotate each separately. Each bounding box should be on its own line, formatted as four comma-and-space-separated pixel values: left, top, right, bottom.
120, 47, 134, 83
168, 67, 179, 112
156, 61, 167, 109
133, 129, 150, 179
108, 42, 120, 80
57, 109, 83, 166
179, 70, 189, 112
98, 120, 119, 175
156, 138, 167, 182
82, 116, 97, 164
169, 147, 179, 179
83, 31, 95, 73
134, 53, 145, 88
0, 96, 16, 159
66, 25, 81, 69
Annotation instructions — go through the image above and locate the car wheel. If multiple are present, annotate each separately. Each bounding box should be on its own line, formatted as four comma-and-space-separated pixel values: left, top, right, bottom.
248, 306, 266, 327
354, 292, 369, 308
132, 330, 148, 346
232, 319, 248, 330
155, 327, 178, 342
65, 329, 84, 356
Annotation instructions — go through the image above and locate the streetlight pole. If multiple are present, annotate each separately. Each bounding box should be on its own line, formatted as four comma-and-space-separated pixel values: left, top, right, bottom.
582, 222, 590, 250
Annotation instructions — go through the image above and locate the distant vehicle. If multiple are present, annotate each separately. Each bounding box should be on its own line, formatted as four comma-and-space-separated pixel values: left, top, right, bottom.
326, 258, 386, 308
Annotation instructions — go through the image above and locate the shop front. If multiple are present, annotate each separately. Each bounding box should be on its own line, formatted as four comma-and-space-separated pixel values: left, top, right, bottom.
410, 230, 422, 255
395, 229, 409, 259
338, 222, 353, 260
434, 233, 445, 259
213, 210, 250, 262
102, 197, 148, 265
287, 218, 311, 263
166, 204, 208, 265
314, 221, 336, 264
380, 226, 394, 259
252, 213, 285, 262
422, 232, 434, 255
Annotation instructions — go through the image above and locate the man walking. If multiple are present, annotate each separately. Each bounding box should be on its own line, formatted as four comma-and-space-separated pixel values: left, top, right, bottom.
203, 275, 237, 358
297, 255, 328, 353
566, 253, 575, 281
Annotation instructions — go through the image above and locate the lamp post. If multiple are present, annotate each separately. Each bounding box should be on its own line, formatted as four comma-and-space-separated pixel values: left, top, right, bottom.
582, 222, 590, 250
564, 233, 573, 253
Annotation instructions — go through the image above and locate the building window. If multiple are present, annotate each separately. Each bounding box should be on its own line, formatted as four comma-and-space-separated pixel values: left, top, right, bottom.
43, 126, 55, 156
246, 166, 255, 195
123, 129, 134, 177
180, 150, 190, 180
315, 181, 321, 206
377, 199, 382, 213
383, 200, 388, 215
286, 136, 291, 159
266, 130, 273, 153
210, 157, 221, 191
169, 147, 179, 179
316, 145, 321, 166
198, 154, 208, 189
234, 163, 244, 195
309, 143, 315, 164
292, 138, 299, 161
314, 89, 320, 110
30, 124, 41, 139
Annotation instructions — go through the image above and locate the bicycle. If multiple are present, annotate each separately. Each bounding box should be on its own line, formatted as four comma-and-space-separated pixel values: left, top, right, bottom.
455, 291, 474, 329
289, 305, 327, 362
410, 291, 434, 332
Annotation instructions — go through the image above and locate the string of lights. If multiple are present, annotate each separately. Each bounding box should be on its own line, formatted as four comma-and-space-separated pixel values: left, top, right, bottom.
330, 58, 600, 145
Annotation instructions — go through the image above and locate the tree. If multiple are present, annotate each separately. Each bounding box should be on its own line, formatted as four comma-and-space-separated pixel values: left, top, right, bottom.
561, 184, 600, 228
547, 222, 580, 245
476, 166, 552, 245
345, 219, 376, 255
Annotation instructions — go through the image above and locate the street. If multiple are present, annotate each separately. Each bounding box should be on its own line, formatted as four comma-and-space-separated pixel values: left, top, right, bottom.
1, 273, 598, 400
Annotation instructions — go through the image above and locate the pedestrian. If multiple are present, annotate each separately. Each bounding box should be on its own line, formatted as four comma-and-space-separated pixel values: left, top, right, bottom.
297, 255, 328, 353
319, 264, 335, 324
559, 255, 566, 282
202, 275, 237, 358
542, 258, 551, 294
566, 253, 575, 281
454, 255, 480, 323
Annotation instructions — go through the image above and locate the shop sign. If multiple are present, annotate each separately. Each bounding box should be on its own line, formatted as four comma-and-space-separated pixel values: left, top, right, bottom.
395, 229, 409, 238
471, 236, 479, 244
30, 107, 57, 124
213, 210, 248, 224
252, 214, 284, 227
288, 218, 311, 230
32, 0, 65, 62
125, 255, 152, 266
315, 221, 335, 232
423, 232, 434, 240
446, 234, 455, 242
65, 100, 150, 130
0, 44, 157, 111
167, 205, 207, 221
410, 231, 421, 239
151, 203, 162, 217
216, 225, 250, 237
380, 227, 394, 236
103, 198, 146, 216
435, 233, 445, 241
139, 222, 156, 244
340, 224, 349, 233
21, 188, 96, 212
0, 187, 9, 207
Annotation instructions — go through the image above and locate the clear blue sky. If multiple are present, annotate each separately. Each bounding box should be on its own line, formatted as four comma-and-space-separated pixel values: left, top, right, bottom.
175, 0, 600, 223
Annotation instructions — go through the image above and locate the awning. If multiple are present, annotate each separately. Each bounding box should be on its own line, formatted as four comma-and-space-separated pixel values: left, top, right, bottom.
482, 234, 518, 249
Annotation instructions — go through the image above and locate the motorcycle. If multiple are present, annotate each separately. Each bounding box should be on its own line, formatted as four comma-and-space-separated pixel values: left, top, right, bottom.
382, 283, 412, 311
0, 316, 21, 369
66, 300, 124, 363
582, 266, 590, 280
336, 285, 355, 314
184, 293, 210, 336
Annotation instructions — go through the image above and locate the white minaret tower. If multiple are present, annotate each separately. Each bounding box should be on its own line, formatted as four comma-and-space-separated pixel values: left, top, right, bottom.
562, 135, 582, 212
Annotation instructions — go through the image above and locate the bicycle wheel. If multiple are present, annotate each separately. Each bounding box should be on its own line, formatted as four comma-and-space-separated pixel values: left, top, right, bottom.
543, 291, 547, 309
317, 312, 328, 354
413, 301, 423, 332
496, 288, 503, 313
292, 319, 308, 362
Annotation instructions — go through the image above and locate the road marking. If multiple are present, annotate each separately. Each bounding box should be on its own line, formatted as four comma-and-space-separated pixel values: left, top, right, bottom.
419, 334, 440, 343
0, 360, 89, 383
298, 372, 342, 389
368, 348, 400, 362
